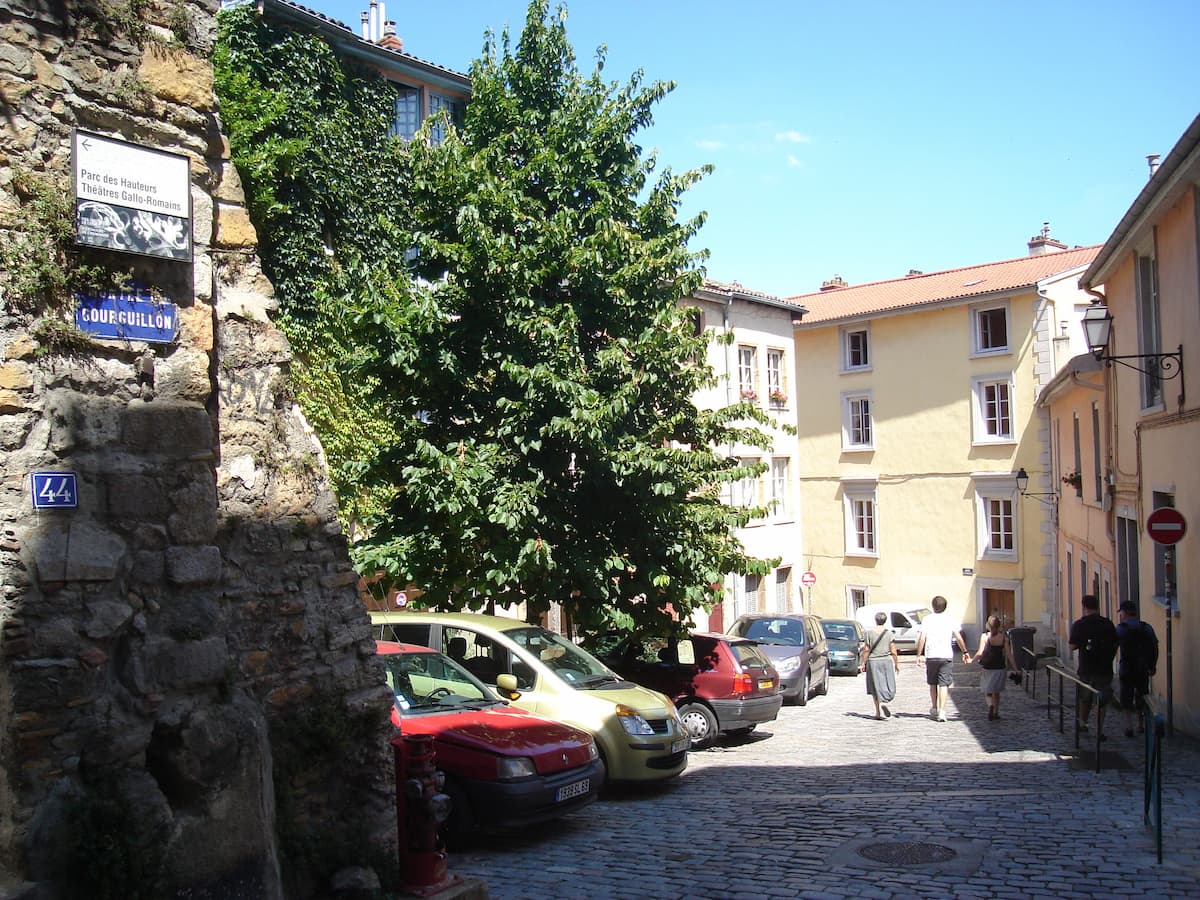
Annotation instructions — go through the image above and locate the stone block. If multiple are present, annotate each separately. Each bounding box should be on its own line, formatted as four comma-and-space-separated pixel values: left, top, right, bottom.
83, 599, 133, 640
122, 400, 212, 455
156, 347, 213, 402
192, 186, 213, 245
165, 545, 222, 585
137, 43, 213, 111
214, 202, 258, 248
4, 335, 37, 359
0, 360, 33, 390
179, 303, 214, 351
131, 550, 165, 584
107, 474, 169, 521
0, 388, 28, 413
31, 521, 127, 583
130, 635, 229, 692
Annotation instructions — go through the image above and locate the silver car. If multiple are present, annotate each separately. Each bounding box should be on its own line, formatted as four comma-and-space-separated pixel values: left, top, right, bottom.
726, 614, 830, 706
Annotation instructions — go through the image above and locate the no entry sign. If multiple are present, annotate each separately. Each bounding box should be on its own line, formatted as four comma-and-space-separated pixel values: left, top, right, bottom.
1146, 507, 1187, 545
801, 571, 817, 587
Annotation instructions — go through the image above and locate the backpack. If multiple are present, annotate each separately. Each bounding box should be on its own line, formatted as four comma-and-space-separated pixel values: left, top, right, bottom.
1122, 621, 1159, 674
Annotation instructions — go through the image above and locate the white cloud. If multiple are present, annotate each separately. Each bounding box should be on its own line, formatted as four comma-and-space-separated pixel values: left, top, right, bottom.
775, 130, 812, 144
787, 154, 803, 168
696, 139, 724, 151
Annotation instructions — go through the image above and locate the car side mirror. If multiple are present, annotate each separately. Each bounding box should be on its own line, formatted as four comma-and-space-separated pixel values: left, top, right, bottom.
496, 673, 521, 699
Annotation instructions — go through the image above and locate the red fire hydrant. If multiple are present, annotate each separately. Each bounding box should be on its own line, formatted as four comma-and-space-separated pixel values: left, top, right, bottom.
391, 733, 454, 895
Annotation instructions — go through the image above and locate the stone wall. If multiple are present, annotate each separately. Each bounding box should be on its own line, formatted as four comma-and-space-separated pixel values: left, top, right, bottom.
0, 1, 395, 896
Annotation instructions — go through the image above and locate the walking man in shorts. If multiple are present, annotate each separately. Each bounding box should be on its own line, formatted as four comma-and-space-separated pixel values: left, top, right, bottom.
1068, 594, 1118, 739
915, 595, 971, 721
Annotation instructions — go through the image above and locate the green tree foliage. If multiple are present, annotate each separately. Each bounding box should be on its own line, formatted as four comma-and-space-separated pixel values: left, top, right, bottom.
350, 1, 775, 636
213, 6, 406, 531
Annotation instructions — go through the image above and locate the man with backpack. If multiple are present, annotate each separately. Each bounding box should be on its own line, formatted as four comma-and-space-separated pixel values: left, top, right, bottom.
1116, 600, 1160, 738
1068, 594, 1118, 739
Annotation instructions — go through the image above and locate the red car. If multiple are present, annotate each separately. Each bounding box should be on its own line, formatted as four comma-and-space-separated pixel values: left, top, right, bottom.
378, 642, 604, 837
597, 632, 783, 748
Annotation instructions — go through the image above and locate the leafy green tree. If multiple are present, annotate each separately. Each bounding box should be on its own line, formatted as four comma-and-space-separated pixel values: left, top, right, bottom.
352, 0, 774, 636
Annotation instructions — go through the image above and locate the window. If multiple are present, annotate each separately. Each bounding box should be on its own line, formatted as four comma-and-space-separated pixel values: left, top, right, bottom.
745, 574, 762, 613
1072, 412, 1083, 497
769, 457, 790, 517
842, 392, 873, 450
733, 457, 759, 509
774, 567, 792, 613
1091, 402, 1103, 502
766, 349, 786, 405
1116, 515, 1139, 607
1136, 248, 1163, 408
390, 85, 420, 141
971, 375, 1014, 443
737, 345, 758, 402
842, 326, 870, 371
973, 474, 1017, 561
847, 586, 868, 615
427, 92, 464, 145
842, 479, 878, 557
972, 302, 1010, 354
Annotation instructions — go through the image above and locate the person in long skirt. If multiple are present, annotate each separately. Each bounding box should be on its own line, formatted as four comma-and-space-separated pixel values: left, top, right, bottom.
974, 615, 1020, 720
861, 611, 900, 720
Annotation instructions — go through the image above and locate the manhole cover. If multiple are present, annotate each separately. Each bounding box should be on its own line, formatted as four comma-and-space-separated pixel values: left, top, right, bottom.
856, 841, 958, 865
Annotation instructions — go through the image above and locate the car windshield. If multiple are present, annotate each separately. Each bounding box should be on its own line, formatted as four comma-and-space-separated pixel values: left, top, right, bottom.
505, 626, 617, 687
822, 622, 859, 641
382, 651, 499, 712
738, 617, 805, 646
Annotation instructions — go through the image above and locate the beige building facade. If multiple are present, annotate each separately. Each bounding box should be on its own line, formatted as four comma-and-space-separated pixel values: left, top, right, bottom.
1078, 113, 1200, 734
789, 242, 1099, 644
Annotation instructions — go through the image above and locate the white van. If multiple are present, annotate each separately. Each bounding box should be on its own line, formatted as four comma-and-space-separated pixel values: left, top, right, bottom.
854, 604, 933, 653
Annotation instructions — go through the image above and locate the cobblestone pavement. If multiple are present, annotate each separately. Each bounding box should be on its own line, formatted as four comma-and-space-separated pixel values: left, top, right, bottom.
449, 659, 1200, 899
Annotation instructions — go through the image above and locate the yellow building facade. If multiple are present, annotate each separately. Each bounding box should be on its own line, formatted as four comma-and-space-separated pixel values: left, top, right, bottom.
790, 244, 1099, 643
1079, 113, 1200, 734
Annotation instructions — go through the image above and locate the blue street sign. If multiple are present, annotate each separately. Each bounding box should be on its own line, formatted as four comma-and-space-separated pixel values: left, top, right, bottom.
75, 287, 178, 343
31, 472, 79, 510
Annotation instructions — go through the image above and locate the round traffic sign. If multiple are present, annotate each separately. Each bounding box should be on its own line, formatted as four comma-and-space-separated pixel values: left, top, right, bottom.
1146, 507, 1187, 546
800, 571, 817, 587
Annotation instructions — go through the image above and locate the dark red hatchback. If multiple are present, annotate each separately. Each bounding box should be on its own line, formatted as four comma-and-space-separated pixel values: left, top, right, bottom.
597, 633, 782, 748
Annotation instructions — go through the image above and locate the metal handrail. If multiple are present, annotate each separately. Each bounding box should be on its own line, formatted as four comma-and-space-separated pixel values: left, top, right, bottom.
1043, 664, 1104, 772
1016, 645, 1039, 699
1144, 696, 1166, 863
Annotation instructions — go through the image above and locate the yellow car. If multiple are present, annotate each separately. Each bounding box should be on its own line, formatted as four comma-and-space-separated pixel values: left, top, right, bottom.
372, 611, 688, 783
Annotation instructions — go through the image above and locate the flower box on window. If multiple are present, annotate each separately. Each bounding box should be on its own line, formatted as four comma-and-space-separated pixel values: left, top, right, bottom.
769, 389, 788, 405
740, 388, 758, 403
1061, 472, 1082, 489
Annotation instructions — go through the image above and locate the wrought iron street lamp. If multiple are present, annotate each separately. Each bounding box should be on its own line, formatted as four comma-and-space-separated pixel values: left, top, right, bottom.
1081, 301, 1183, 382
1014, 467, 1057, 506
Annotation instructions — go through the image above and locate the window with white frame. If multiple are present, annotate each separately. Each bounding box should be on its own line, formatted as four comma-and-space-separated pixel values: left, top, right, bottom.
973, 474, 1017, 561
971, 301, 1010, 354
971, 375, 1015, 443
842, 479, 878, 557
737, 345, 758, 402
842, 325, 870, 371
766, 349, 787, 405
842, 392, 874, 450
427, 92, 465, 145
1135, 248, 1164, 408
774, 567, 792, 613
847, 586, 868, 615
745, 574, 762, 613
390, 85, 421, 141
734, 457, 759, 509
769, 457, 790, 517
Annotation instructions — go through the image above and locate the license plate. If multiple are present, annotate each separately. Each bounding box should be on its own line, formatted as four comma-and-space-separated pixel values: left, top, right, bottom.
759, 679, 774, 690
556, 779, 590, 802
671, 737, 689, 754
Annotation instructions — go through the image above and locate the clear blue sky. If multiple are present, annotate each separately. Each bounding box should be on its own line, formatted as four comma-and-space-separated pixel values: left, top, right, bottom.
315, 0, 1199, 298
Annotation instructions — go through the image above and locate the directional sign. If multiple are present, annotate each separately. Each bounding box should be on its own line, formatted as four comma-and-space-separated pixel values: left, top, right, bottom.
31, 472, 78, 510
73, 130, 191, 260
1146, 507, 1187, 546
800, 571, 817, 587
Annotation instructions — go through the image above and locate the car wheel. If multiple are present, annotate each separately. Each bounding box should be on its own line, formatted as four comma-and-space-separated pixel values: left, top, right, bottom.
795, 671, 810, 707
440, 777, 474, 848
678, 702, 718, 748
817, 668, 830, 696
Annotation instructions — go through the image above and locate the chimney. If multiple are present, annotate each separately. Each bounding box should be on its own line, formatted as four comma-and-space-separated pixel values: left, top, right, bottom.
360, 11, 369, 39
905, 269, 923, 277
1027, 222, 1067, 256
820, 275, 848, 291
1147, 154, 1161, 178
380, 21, 402, 50
369, 0, 379, 42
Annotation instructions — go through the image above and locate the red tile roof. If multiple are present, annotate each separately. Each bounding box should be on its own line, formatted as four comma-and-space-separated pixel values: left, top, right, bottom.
788, 246, 1102, 325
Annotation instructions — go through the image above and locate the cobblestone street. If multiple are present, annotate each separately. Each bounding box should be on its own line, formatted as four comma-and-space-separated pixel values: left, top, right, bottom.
451, 660, 1200, 899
